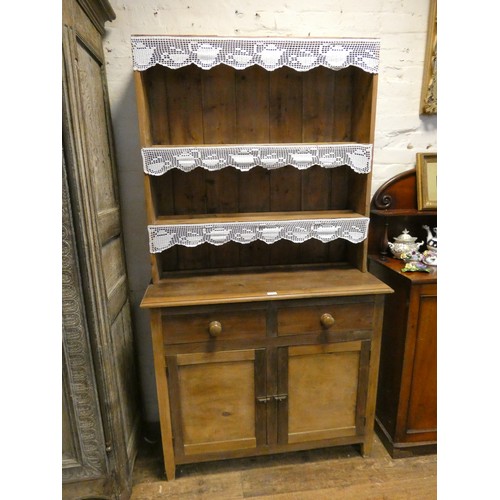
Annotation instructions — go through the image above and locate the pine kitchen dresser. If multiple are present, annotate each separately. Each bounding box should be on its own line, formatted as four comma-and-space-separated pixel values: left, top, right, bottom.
132, 35, 393, 479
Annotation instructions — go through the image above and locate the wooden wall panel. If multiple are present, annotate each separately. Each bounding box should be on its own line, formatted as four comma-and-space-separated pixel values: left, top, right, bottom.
165, 66, 204, 144
235, 66, 270, 143
302, 67, 335, 142
202, 65, 236, 144
332, 68, 353, 142
148, 66, 170, 144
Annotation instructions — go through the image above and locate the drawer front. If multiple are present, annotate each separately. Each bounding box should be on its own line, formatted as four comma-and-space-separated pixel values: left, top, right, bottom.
277, 300, 374, 337
162, 308, 267, 344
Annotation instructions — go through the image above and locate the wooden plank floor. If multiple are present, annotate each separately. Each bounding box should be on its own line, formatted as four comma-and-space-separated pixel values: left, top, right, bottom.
130, 435, 437, 499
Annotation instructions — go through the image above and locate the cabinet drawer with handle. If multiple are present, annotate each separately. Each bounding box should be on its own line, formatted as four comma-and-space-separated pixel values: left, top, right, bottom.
276, 300, 375, 337
162, 308, 267, 344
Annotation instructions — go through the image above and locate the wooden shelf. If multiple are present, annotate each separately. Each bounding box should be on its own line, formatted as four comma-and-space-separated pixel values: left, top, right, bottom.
153, 210, 365, 225
371, 209, 437, 217
141, 265, 393, 308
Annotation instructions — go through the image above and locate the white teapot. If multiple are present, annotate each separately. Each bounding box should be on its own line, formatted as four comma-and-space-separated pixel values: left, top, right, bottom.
388, 229, 424, 259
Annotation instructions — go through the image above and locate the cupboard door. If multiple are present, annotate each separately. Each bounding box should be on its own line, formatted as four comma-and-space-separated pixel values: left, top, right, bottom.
278, 341, 370, 445
398, 285, 437, 443
167, 349, 266, 458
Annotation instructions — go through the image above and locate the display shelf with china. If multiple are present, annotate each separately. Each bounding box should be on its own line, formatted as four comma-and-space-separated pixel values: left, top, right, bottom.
368, 168, 437, 457
132, 35, 393, 479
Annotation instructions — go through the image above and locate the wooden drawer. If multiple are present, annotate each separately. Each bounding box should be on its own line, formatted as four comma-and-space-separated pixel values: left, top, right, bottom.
162, 308, 267, 344
277, 300, 374, 337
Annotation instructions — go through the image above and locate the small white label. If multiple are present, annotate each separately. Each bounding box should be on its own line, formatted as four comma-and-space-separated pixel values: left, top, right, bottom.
267, 291, 278, 296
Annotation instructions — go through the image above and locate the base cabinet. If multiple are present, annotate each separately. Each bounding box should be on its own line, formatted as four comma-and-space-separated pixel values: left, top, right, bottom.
144, 284, 390, 479
369, 257, 437, 457
168, 340, 371, 463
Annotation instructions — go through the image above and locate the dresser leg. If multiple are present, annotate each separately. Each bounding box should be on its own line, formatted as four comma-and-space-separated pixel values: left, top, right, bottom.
360, 436, 373, 457
150, 310, 176, 480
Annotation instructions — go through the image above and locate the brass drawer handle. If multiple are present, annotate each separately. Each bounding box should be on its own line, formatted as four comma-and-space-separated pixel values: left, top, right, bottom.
208, 321, 222, 337
320, 313, 335, 328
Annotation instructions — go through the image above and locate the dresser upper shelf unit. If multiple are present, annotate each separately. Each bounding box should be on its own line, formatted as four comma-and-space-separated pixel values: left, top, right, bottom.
133, 35, 380, 281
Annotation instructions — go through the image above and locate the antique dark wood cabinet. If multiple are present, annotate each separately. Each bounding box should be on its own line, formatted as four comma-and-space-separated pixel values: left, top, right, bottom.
62, 1, 140, 498
368, 169, 437, 457
133, 35, 393, 479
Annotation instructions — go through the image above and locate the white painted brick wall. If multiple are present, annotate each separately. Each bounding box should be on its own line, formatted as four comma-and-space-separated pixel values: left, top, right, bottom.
103, 0, 437, 422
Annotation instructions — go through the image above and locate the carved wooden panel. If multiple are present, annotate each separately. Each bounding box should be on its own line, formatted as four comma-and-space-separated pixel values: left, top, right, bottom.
62, 162, 108, 483
62, 0, 139, 498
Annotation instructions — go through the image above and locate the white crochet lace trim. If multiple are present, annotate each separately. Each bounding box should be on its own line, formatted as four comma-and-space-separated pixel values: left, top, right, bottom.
142, 144, 372, 175
148, 217, 369, 253
131, 36, 380, 73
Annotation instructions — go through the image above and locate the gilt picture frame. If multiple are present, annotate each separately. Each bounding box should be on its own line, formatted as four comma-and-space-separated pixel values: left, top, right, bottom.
416, 152, 437, 210
420, 0, 437, 114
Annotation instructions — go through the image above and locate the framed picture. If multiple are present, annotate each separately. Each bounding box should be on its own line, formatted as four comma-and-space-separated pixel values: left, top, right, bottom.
420, 0, 437, 114
416, 152, 437, 210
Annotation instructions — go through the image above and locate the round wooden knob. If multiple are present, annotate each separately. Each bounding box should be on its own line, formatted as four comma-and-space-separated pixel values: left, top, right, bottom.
320, 313, 335, 328
208, 321, 222, 337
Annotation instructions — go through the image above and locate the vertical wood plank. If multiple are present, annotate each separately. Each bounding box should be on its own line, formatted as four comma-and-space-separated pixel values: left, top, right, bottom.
172, 169, 206, 215
166, 66, 204, 144
266, 347, 278, 446
269, 166, 301, 211
301, 166, 330, 211
235, 66, 270, 143
150, 310, 176, 480
166, 355, 186, 460
277, 347, 289, 445
202, 65, 239, 266
239, 240, 272, 269
157, 248, 178, 278
254, 349, 268, 446
147, 66, 170, 144
236, 66, 271, 266
355, 341, 371, 434
269, 67, 303, 143
133, 71, 153, 146
330, 166, 349, 210
202, 65, 236, 144
238, 169, 270, 213
361, 295, 385, 456
144, 175, 158, 282
332, 68, 352, 142
151, 172, 174, 216
175, 246, 211, 272
269, 68, 302, 268
351, 69, 376, 144
302, 67, 335, 142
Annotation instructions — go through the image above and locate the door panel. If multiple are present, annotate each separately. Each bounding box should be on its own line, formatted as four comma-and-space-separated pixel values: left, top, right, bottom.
404, 291, 437, 440
168, 349, 266, 457
281, 341, 369, 445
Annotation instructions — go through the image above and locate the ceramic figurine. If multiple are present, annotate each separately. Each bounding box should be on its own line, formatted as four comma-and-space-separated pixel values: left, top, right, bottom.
422, 225, 437, 266
423, 225, 437, 250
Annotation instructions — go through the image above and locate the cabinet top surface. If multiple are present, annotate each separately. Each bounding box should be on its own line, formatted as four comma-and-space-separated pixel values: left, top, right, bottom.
141, 266, 393, 308
369, 256, 437, 284
131, 35, 380, 73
